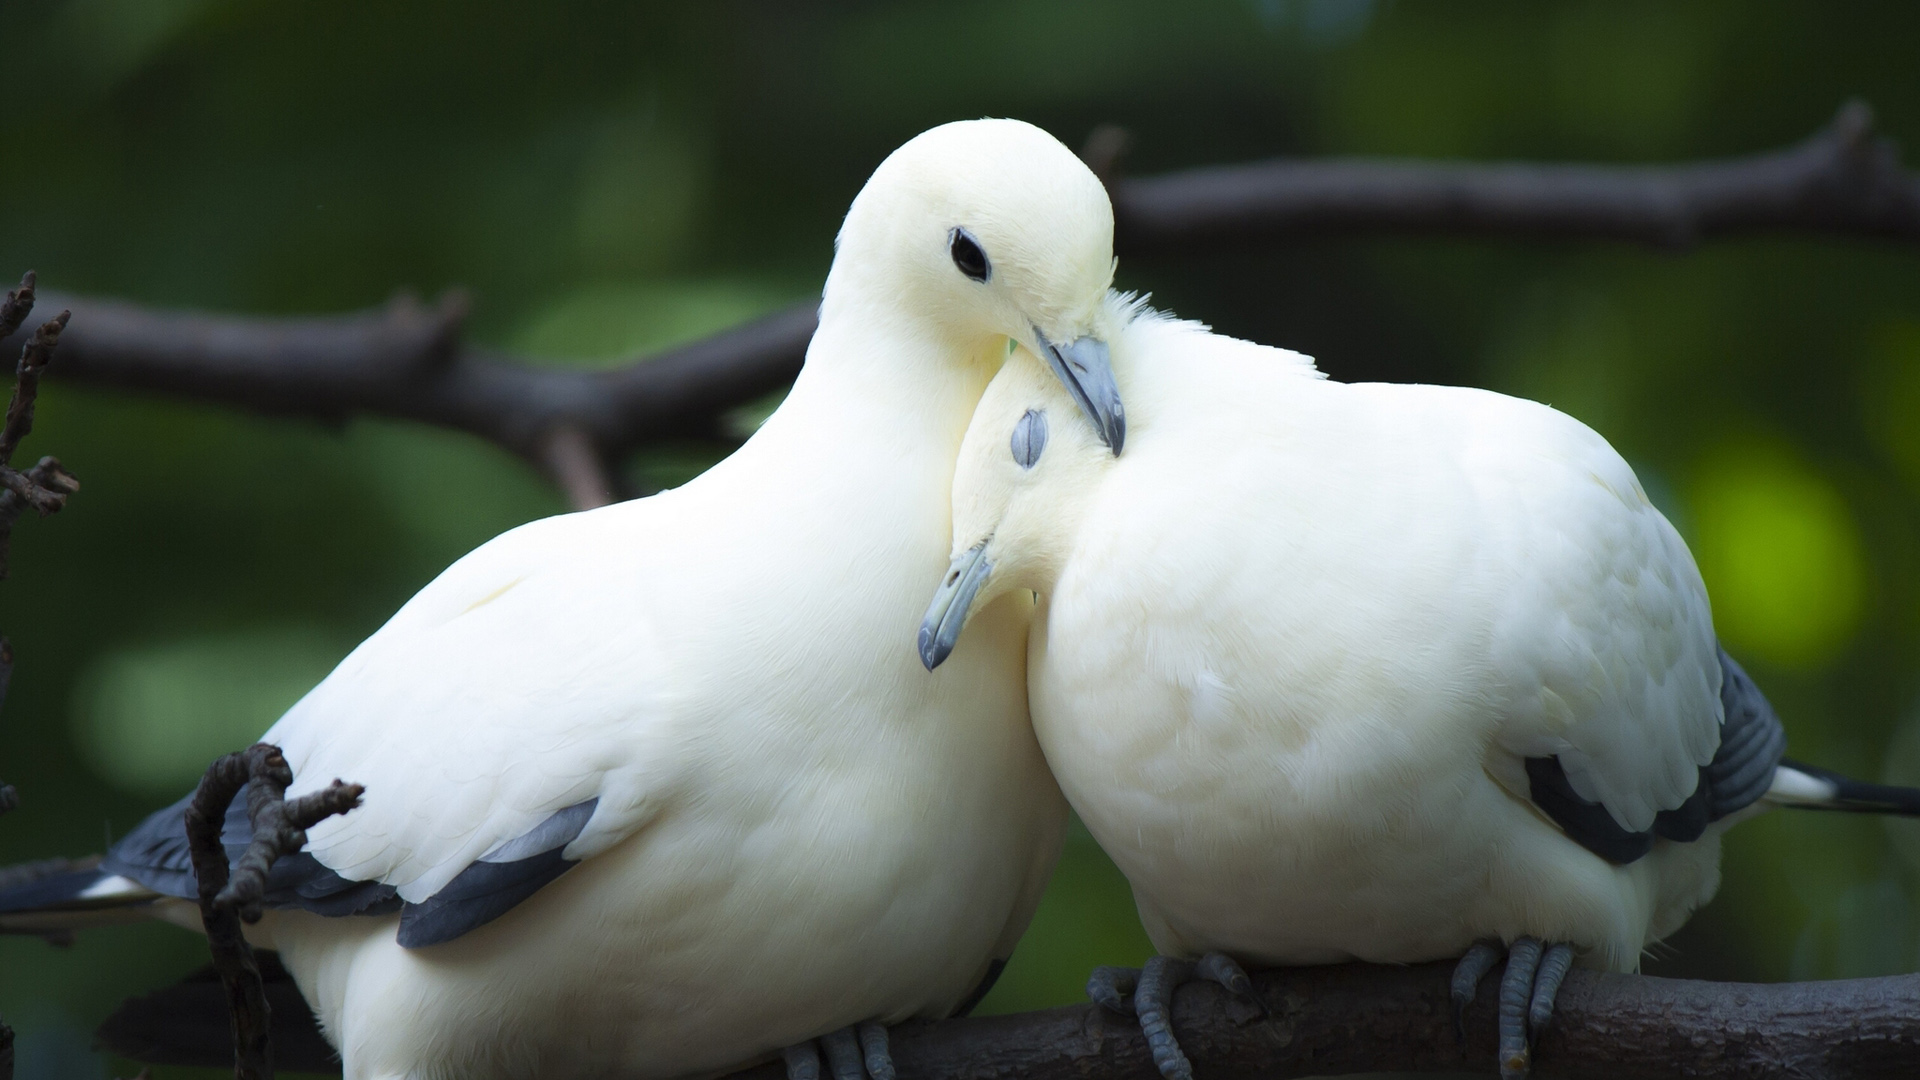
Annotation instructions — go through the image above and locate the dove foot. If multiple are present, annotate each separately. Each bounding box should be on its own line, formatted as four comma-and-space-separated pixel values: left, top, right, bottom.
1087, 952, 1258, 1080
781, 1021, 893, 1080
1450, 937, 1576, 1080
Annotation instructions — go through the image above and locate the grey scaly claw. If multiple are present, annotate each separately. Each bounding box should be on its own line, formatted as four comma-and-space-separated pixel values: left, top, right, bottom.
783, 1042, 822, 1080
1449, 938, 1577, 1078
856, 1022, 894, 1080
783, 1023, 893, 1080
1450, 940, 1503, 1044
1497, 938, 1544, 1080
1527, 944, 1575, 1049
1135, 955, 1198, 1080
1088, 964, 1141, 1014
1092, 952, 1257, 1079
1194, 950, 1264, 1016
821, 1027, 864, 1080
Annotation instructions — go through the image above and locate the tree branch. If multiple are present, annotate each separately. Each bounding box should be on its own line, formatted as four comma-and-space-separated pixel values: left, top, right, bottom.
715, 961, 1920, 1080
185, 744, 362, 1080
0, 291, 812, 508
1112, 100, 1920, 254
0, 104, 1915, 510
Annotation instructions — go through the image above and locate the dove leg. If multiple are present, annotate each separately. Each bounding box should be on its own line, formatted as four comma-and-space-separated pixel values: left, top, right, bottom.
782, 1042, 821, 1080
1526, 944, 1576, 1050
1452, 937, 1578, 1080
1089, 951, 1259, 1080
782, 1022, 893, 1080
1449, 939, 1504, 1043
1496, 937, 1544, 1080
1086, 963, 1140, 1013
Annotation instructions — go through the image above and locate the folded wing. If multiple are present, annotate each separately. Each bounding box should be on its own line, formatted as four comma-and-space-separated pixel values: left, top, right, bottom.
105, 510, 680, 945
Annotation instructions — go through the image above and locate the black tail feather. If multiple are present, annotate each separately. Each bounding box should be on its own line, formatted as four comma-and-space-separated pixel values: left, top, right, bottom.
1778, 758, 1920, 817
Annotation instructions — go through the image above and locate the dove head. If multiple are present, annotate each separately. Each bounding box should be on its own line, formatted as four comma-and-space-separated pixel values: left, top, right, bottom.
831, 119, 1126, 452
919, 349, 1111, 671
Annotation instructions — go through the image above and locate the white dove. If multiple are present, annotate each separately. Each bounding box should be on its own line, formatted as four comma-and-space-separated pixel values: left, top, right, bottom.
919, 296, 1920, 1080
1, 118, 1132, 1080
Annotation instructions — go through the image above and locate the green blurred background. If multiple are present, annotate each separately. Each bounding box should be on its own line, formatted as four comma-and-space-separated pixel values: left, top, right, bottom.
2, 0, 1919, 1075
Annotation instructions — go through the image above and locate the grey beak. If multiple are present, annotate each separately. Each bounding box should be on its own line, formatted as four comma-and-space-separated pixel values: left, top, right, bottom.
1034, 328, 1125, 456
918, 542, 994, 671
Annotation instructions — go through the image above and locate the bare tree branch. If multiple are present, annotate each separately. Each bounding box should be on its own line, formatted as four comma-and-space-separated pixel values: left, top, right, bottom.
0, 291, 812, 509
185, 744, 362, 1080
716, 961, 1920, 1080
0, 103, 1916, 512
1114, 100, 1920, 255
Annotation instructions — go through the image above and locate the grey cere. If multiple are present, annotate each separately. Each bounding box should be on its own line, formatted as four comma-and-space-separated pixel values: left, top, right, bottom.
1011, 409, 1047, 469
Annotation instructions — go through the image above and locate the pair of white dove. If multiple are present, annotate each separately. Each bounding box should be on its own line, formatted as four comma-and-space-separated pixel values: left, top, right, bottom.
4, 118, 1915, 1080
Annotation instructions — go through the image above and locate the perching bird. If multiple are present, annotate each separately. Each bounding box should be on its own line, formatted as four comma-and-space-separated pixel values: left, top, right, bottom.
919, 296, 1920, 1080
0, 118, 1132, 1080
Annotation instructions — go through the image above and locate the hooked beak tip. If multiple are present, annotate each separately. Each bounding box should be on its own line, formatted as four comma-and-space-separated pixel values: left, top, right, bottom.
918, 542, 993, 673
1036, 330, 1126, 456
917, 626, 950, 671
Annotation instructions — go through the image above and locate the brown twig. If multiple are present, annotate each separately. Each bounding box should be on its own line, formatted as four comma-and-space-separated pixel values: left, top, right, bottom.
0, 273, 35, 341
185, 744, 362, 1080
0, 273, 79, 574
717, 961, 1920, 1080
2, 103, 1917, 512
0, 308, 66, 465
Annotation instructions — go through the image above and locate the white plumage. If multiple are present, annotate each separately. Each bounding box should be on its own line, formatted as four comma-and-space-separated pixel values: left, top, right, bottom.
17, 119, 1143, 1080
935, 297, 1730, 981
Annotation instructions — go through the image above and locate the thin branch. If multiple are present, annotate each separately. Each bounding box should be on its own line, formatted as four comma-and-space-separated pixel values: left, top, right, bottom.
185, 744, 362, 1080
0, 275, 79, 573
538, 424, 620, 510
0, 308, 69, 465
0, 291, 813, 510
1113, 100, 1920, 254
720, 961, 1920, 1080
0, 272, 35, 341
0, 103, 1916, 511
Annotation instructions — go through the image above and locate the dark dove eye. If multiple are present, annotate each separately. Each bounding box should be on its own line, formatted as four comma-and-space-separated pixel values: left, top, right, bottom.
1010, 408, 1047, 469
949, 227, 991, 283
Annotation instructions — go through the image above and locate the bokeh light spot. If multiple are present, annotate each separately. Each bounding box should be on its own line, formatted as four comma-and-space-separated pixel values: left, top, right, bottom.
1685, 441, 1865, 670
